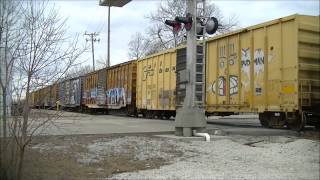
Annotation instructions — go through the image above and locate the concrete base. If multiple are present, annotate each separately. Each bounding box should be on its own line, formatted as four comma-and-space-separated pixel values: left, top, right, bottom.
155, 134, 208, 141
183, 127, 192, 137
175, 106, 206, 127
175, 106, 206, 136
175, 127, 183, 136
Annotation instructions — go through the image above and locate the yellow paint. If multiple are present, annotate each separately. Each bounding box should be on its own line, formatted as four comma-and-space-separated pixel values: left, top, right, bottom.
282, 85, 295, 94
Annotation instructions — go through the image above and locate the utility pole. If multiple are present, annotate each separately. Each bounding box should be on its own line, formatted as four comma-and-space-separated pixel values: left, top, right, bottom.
99, 0, 131, 67
85, 32, 100, 71
107, 5, 110, 67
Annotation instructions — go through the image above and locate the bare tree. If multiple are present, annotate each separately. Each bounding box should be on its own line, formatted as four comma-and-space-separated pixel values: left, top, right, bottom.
127, 32, 150, 60
145, 0, 239, 53
0, 0, 24, 179
65, 64, 92, 79
0, 1, 87, 179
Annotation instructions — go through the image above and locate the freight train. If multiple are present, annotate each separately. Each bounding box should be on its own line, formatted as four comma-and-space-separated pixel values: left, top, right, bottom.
30, 14, 320, 130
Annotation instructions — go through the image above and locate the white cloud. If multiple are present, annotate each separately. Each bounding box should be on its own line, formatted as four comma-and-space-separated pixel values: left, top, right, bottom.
52, 0, 319, 69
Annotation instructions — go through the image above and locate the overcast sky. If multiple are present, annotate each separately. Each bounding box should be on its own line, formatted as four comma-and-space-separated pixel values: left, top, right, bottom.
52, 0, 319, 69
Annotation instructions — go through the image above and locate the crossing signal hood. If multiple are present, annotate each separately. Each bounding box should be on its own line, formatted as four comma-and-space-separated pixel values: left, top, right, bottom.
165, 20, 182, 34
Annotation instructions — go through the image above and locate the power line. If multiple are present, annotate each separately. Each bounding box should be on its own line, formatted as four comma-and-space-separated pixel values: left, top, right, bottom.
84, 32, 100, 71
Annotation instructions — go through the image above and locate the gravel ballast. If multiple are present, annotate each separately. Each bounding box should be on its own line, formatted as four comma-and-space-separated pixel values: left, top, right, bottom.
112, 136, 320, 180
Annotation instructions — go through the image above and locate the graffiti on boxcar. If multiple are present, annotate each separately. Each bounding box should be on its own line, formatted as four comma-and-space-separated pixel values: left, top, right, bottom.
90, 88, 97, 98
254, 48, 264, 75
106, 88, 126, 106
229, 53, 237, 66
241, 48, 250, 88
208, 75, 238, 96
229, 75, 238, 95
159, 90, 175, 107
241, 48, 250, 74
254, 48, 264, 96
70, 79, 80, 104
208, 76, 226, 96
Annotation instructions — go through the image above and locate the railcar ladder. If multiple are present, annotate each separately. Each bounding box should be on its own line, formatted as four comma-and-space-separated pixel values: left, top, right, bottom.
194, 0, 206, 107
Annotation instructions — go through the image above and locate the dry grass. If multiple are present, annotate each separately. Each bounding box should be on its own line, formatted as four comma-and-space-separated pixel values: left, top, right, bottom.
21, 134, 182, 180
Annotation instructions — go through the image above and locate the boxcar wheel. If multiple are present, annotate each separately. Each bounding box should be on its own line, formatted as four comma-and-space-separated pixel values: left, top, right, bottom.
146, 111, 153, 119
164, 114, 171, 120
259, 113, 269, 128
287, 113, 306, 131
269, 113, 286, 128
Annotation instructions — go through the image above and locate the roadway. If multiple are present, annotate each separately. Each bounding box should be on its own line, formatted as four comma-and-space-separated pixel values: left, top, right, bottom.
36, 110, 300, 137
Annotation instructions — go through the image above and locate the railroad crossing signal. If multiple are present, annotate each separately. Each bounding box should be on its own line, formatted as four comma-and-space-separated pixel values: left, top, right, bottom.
165, 15, 219, 35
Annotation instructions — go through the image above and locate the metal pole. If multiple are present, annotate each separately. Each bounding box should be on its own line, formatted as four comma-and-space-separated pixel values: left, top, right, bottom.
174, 0, 206, 137
186, 0, 197, 107
107, 5, 111, 67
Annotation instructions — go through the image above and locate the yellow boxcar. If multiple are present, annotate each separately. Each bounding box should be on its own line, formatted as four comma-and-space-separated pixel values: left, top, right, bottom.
106, 61, 137, 115
50, 83, 59, 108
33, 89, 40, 108
136, 48, 177, 118
206, 14, 320, 129
29, 91, 35, 107
40, 86, 51, 108
82, 68, 107, 109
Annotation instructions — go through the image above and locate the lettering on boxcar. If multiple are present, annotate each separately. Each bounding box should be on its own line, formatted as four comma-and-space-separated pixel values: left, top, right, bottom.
143, 65, 154, 80
159, 66, 175, 74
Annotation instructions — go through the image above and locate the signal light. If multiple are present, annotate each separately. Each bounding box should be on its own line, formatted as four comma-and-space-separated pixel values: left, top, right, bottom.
205, 17, 219, 35
165, 14, 219, 35
165, 20, 182, 34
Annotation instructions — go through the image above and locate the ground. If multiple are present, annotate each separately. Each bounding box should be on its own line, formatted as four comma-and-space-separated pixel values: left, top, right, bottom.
16, 111, 320, 179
